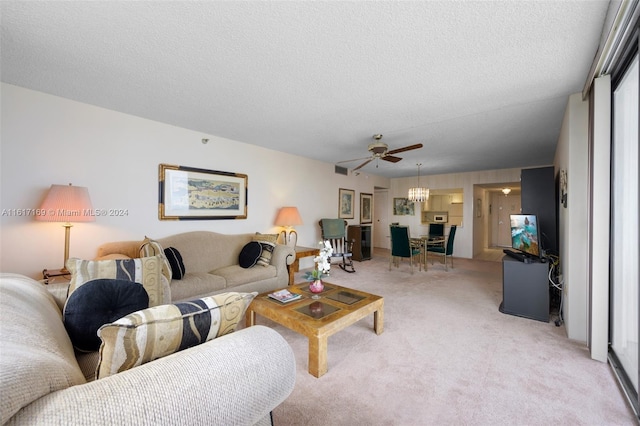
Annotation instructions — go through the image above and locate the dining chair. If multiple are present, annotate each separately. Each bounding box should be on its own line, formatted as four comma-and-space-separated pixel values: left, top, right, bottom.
389, 225, 422, 274
426, 225, 457, 270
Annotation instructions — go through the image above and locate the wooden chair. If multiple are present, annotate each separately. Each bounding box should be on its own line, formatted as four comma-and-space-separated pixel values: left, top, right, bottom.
426, 225, 457, 270
389, 225, 422, 274
318, 219, 355, 273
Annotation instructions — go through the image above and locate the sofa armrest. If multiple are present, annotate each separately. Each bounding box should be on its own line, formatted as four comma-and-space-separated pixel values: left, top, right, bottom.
271, 244, 296, 277
9, 326, 296, 426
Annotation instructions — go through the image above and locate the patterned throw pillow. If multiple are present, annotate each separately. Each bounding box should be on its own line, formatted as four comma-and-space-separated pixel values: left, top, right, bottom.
164, 247, 185, 279
139, 237, 172, 282
252, 233, 278, 267
66, 255, 169, 307
96, 292, 257, 379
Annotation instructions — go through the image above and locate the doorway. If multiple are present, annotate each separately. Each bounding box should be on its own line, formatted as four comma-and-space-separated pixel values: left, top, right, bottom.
489, 190, 521, 248
373, 189, 389, 250
473, 184, 521, 261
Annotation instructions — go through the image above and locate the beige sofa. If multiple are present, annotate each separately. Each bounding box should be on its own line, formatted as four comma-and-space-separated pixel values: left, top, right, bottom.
96, 231, 296, 302
0, 273, 296, 425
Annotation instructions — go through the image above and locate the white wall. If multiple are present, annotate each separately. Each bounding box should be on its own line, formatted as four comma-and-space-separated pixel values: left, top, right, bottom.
389, 168, 523, 259
589, 76, 611, 361
554, 92, 590, 344
0, 83, 389, 278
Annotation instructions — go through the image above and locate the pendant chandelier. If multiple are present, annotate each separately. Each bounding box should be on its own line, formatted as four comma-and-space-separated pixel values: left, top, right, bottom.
408, 163, 429, 202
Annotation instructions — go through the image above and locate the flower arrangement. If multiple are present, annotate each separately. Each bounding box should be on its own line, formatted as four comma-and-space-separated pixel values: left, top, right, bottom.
304, 240, 333, 282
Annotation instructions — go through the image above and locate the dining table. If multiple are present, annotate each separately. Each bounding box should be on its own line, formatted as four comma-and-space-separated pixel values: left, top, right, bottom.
410, 235, 446, 270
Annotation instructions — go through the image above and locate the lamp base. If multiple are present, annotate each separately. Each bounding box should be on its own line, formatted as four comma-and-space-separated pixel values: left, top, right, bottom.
279, 229, 298, 247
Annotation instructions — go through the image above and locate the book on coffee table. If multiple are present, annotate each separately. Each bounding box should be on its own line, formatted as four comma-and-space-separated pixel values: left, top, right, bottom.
268, 289, 302, 303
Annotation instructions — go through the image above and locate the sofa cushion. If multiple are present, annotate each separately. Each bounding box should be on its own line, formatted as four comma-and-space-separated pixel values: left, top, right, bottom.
96, 292, 256, 379
67, 255, 170, 306
253, 233, 278, 267
0, 274, 86, 424
157, 231, 253, 274
170, 272, 227, 302
63, 279, 150, 352
239, 241, 262, 268
214, 264, 277, 287
140, 237, 172, 282
164, 246, 185, 279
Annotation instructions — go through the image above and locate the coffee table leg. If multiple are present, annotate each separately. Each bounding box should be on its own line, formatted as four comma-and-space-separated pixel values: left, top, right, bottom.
245, 310, 256, 327
374, 308, 384, 335
309, 335, 328, 378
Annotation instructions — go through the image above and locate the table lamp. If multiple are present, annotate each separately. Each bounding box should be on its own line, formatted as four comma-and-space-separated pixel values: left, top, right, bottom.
274, 206, 302, 247
36, 183, 94, 274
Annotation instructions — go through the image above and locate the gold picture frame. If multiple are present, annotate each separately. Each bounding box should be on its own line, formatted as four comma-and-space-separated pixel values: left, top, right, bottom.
158, 163, 247, 220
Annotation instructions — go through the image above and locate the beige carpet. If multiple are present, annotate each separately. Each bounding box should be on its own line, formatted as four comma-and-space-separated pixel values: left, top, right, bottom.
263, 250, 635, 425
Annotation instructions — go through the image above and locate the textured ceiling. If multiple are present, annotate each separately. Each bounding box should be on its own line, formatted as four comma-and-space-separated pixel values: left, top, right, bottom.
0, 1, 610, 178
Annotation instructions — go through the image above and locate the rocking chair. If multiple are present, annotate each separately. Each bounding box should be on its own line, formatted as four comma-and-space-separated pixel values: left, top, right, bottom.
318, 219, 356, 273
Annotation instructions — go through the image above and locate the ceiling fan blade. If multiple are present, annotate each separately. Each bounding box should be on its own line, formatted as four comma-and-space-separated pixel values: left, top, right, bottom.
381, 155, 402, 163
386, 143, 423, 155
336, 156, 372, 164
352, 158, 374, 171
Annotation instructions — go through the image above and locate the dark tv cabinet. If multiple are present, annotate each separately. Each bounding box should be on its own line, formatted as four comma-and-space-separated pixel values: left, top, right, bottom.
348, 225, 372, 261
500, 256, 549, 322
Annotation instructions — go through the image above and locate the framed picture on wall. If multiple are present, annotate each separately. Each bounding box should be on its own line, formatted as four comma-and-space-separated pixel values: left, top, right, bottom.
158, 163, 247, 220
338, 188, 355, 219
393, 198, 414, 216
360, 193, 373, 224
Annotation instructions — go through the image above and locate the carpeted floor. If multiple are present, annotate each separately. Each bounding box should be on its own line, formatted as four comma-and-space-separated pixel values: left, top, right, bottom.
263, 250, 636, 425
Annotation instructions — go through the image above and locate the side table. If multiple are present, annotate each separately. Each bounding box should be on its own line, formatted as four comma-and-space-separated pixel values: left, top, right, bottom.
42, 268, 71, 285
41, 269, 72, 311
288, 246, 320, 286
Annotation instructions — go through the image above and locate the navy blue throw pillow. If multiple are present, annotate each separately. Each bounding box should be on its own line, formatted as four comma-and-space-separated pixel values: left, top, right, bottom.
63, 279, 149, 352
239, 241, 262, 268
164, 247, 185, 280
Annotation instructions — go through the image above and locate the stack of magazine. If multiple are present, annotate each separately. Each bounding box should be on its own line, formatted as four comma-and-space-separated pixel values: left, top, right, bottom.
268, 289, 302, 303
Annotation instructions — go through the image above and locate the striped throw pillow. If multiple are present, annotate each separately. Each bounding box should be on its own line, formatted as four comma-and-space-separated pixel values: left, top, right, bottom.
252, 233, 278, 267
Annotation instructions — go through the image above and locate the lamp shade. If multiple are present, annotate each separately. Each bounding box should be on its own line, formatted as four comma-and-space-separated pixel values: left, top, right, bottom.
274, 207, 303, 227
36, 184, 95, 223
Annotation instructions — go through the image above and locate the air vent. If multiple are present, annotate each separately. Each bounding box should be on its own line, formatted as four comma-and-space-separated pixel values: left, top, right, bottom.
334, 165, 349, 175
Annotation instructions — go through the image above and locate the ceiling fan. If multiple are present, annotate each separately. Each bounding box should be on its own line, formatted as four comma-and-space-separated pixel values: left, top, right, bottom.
338, 134, 423, 171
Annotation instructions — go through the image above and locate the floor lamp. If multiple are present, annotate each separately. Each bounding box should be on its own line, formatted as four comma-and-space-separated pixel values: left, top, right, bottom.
36, 183, 94, 275
274, 206, 302, 247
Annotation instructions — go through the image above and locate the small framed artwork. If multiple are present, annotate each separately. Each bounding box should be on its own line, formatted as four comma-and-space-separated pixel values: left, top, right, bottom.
393, 198, 415, 216
360, 193, 373, 224
338, 188, 355, 219
158, 163, 247, 220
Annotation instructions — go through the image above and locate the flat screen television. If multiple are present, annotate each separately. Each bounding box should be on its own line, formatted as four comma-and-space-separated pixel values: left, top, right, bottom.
510, 214, 541, 258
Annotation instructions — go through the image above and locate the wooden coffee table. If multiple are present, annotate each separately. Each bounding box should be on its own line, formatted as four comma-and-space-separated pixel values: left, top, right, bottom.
245, 281, 384, 377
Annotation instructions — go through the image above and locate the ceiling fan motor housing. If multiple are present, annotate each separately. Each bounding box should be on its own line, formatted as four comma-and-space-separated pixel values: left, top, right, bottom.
368, 142, 388, 156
